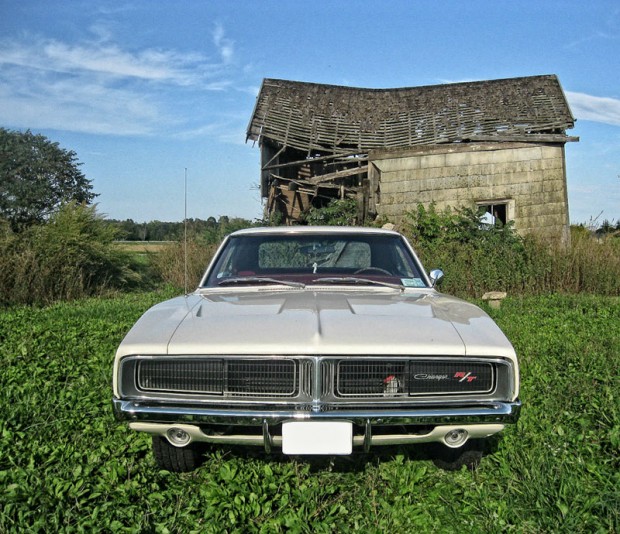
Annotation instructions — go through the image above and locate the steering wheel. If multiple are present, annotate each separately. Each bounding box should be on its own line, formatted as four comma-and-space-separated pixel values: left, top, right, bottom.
353, 267, 392, 276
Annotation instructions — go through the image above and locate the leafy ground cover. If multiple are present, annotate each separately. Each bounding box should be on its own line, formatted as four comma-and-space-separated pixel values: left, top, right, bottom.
1, 292, 618, 532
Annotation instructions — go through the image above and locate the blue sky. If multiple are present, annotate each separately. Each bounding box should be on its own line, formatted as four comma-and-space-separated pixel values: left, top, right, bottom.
1, 1, 619, 225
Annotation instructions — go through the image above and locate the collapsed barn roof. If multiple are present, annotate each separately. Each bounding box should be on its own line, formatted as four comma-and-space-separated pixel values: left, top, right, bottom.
246, 75, 576, 153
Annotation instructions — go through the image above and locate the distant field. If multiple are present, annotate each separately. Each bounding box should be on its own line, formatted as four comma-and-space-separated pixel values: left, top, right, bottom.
114, 240, 174, 253
0, 293, 618, 532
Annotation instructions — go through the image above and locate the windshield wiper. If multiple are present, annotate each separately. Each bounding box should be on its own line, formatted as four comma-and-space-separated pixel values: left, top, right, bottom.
218, 277, 305, 288
313, 277, 404, 290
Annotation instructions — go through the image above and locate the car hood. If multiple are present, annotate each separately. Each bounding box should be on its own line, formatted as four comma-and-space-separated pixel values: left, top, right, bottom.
117, 288, 515, 358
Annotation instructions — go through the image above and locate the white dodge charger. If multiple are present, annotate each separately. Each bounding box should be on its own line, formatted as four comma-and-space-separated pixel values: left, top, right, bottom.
113, 226, 521, 472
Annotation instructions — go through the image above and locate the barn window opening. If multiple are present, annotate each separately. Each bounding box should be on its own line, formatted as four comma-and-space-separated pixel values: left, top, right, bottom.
478, 202, 508, 226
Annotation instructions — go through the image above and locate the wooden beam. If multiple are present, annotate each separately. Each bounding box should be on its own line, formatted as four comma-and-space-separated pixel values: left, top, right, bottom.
263, 146, 286, 168
467, 134, 579, 143
270, 173, 358, 195
307, 165, 369, 184
262, 152, 368, 171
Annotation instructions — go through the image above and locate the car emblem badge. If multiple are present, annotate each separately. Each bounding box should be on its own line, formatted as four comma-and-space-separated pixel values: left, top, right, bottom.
454, 371, 478, 383
383, 375, 401, 396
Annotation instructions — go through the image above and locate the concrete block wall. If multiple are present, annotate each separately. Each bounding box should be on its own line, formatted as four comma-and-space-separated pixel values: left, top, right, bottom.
371, 143, 570, 242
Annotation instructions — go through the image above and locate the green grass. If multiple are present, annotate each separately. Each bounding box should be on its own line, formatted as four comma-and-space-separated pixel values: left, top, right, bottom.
1, 293, 618, 532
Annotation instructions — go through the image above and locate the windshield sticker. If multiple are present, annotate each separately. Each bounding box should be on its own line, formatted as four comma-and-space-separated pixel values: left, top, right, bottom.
401, 278, 426, 288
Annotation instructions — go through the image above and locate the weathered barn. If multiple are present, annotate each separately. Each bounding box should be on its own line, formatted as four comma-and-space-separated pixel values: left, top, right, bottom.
246, 75, 577, 241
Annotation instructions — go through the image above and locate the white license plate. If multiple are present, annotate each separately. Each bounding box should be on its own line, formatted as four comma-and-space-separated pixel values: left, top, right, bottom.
282, 421, 353, 455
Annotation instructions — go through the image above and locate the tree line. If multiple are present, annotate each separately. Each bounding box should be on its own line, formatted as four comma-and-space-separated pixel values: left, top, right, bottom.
107, 216, 255, 243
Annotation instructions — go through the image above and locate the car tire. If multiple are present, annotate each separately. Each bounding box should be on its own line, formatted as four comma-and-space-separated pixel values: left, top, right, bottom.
431, 441, 484, 471
152, 436, 203, 472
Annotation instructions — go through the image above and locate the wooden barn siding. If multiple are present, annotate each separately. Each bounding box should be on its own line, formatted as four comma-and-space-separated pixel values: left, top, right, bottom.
371, 143, 569, 241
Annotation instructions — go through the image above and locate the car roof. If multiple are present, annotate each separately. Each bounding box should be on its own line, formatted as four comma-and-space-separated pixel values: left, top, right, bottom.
228, 226, 402, 237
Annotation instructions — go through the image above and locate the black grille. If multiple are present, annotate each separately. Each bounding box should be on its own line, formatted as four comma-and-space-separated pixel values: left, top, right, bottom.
137, 358, 298, 397
409, 361, 494, 395
336, 360, 494, 397
132, 357, 497, 400
227, 359, 297, 396
138, 359, 223, 394
337, 361, 408, 396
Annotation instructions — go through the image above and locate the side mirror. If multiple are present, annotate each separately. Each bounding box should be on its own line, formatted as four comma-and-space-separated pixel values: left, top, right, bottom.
429, 269, 444, 287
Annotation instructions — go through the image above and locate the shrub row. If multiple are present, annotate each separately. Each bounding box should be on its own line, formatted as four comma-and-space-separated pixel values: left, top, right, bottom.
150, 239, 219, 291
0, 203, 143, 306
2, 201, 618, 304
402, 204, 620, 297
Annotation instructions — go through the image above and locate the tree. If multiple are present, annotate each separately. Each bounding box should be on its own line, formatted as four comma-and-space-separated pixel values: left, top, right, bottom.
0, 128, 96, 230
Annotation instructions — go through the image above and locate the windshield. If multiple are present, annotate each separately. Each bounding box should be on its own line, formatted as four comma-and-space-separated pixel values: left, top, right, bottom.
201, 233, 428, 288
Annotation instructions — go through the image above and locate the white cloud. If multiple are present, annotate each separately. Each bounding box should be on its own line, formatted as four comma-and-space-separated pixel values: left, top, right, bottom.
0, 26, 241, 137
0, 37, 211, 86
0, 69, 168, 135
213, 23, 235, 65
565, 91, 620, 127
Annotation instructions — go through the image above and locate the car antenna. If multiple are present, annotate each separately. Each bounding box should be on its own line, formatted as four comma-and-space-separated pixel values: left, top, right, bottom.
184, 167, 188, 295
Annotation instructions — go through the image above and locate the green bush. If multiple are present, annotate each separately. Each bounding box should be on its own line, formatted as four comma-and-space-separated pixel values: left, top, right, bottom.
152, 218, 263, 290
523, 227, 620, 295
403, 203, 620, 297
0, 203, 142, 306
151, 239, 218, 291
303, 198, 358, 226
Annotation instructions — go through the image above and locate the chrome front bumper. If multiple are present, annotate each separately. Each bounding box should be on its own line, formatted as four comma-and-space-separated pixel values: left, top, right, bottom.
113, 399, 521, 425
114, 399, 521, 453
113, 398, 521, 451
113, 398, 521, 427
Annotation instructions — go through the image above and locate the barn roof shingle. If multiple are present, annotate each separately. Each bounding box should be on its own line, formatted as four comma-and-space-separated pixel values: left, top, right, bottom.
247, 75, 576, 154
